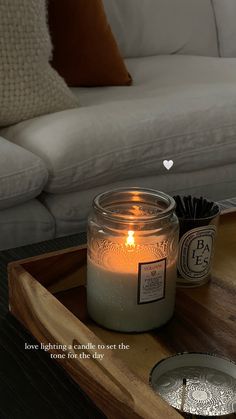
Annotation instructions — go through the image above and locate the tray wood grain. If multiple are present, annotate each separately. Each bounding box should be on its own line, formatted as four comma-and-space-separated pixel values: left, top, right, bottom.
8, 212, 236, 419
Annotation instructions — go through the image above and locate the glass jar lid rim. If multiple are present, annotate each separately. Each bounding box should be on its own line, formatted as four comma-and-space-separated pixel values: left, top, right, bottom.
93, 187, 176, 223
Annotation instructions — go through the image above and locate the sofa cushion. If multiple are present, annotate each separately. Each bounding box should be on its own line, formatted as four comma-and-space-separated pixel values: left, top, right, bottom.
212, 0, 236, 57
103, 0, 218, 58
41, 164, 236, 237
0, 200, 55, 250
0, 0, 77, 127
0, 136, 48, 210
48, 0, 132, 87
2, 55, 236, 194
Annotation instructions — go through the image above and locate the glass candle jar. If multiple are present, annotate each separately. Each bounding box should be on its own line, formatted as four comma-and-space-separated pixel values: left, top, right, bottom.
87, 188, 179, 332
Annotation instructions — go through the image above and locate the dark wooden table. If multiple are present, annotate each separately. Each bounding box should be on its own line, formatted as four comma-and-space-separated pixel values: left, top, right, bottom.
0, 235, 106, 419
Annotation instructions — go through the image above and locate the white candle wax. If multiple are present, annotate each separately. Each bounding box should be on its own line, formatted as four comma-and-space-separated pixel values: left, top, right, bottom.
87, 237, 177, 332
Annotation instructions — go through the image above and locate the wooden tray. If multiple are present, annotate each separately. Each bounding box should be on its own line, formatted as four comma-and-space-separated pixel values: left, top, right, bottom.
8, 212, 236, 419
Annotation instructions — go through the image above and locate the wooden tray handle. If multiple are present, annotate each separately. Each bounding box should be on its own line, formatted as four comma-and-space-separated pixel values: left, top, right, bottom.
72, 337, 136, 406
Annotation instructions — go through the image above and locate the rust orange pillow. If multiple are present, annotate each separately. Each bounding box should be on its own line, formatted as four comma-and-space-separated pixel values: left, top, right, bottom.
48, 0, 132, 87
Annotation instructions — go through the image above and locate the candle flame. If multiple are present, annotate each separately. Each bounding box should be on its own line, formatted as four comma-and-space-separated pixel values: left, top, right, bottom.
125, 230, 135, 248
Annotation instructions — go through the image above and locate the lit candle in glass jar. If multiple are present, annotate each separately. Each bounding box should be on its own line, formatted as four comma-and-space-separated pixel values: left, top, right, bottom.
87, 188, 179, 332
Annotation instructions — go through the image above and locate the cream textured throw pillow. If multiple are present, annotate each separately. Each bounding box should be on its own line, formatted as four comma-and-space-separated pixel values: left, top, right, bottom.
0, 0, 78, 127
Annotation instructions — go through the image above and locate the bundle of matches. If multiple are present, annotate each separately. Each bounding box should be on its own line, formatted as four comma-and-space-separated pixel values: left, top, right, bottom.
173, 196, 219, 219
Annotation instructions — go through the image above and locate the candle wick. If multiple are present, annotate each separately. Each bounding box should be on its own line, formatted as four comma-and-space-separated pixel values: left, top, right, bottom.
180, 378, 187, 412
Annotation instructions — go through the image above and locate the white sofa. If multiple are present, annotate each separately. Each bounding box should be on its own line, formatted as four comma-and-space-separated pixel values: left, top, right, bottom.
1, 0, 236, 250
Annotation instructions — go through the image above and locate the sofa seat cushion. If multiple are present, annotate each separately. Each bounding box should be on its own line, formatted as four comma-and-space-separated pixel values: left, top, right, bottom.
2, 55, 236, 194
41, 163, 236, 237
0, 199, 55, 250
0, 136, 48, 209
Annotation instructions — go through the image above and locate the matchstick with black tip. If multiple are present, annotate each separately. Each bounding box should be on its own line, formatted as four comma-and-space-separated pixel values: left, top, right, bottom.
180, 378, 187, 412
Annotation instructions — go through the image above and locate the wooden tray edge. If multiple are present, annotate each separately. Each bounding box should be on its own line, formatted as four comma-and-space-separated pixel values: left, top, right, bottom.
8, 263, 181, 419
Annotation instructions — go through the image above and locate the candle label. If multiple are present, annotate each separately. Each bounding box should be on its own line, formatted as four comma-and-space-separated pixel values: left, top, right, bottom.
178, 225, 216, 281
137, 258, 166, 304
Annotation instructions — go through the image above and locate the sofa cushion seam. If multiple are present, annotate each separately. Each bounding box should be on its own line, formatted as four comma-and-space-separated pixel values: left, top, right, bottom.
0, 163, 47, 181
0, 186, 46, 201
48, 127, 236, 178
210, 0, 221, 56
47, 141, 236, 185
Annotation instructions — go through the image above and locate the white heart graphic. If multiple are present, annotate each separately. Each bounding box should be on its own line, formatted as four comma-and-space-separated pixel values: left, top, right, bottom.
163, 160, 174, 171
